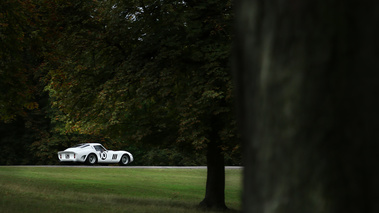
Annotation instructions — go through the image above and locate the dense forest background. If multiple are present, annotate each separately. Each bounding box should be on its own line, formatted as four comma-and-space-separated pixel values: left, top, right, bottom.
0, 0, 240, 166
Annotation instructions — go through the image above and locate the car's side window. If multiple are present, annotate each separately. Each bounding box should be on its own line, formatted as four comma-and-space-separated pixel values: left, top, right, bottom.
94, 145, 106, 152
100, 145, 107, 152
94, 145, 102, 152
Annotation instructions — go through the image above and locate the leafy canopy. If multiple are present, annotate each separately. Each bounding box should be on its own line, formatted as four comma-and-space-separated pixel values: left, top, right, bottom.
44, 0, 238, 158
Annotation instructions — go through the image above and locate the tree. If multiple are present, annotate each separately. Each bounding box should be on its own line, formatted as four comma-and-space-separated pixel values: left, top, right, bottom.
44, 0, 238, 209
235, 0, 379, 212
0, 0, 41, 122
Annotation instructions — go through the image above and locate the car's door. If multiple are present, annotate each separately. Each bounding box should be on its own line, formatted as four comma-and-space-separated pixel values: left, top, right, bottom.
93, 145, 110, 163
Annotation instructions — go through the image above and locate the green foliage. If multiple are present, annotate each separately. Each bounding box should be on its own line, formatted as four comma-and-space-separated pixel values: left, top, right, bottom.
0, 119, 33, 164
0, 0, 42, 122
141, 148, 206, 166
0, 0, 240, 166
43, 0, 239, 162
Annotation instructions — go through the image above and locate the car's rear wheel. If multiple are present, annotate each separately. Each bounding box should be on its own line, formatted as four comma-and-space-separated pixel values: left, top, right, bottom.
119, 154, 129, 166
86, 153, 97, 165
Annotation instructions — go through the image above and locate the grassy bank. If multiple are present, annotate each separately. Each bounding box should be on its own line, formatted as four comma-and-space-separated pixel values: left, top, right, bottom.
0, 167, 241, 213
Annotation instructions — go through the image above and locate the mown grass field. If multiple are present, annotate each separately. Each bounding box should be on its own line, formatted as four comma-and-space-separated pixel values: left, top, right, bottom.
0, 166, 241, 213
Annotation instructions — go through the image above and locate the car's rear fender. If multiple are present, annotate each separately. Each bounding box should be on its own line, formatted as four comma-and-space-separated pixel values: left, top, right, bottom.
84, 152, 97, 161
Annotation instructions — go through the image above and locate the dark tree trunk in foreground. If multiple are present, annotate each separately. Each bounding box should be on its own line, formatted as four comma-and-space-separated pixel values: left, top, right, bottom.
235, 0, 379, 213
199, 139, 227, 210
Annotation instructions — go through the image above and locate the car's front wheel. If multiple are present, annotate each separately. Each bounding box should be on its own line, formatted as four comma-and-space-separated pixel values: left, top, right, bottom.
119, 154, 129, 166
86, 153, 97, 165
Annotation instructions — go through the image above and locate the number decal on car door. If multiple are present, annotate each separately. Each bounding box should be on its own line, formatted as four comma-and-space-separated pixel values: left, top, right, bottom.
101, 152, 107, 160
112, 154, 117, 160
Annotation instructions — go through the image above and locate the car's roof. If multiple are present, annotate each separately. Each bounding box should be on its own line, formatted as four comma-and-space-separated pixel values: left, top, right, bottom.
84, 143, 103, 146
73, 143, 103, 147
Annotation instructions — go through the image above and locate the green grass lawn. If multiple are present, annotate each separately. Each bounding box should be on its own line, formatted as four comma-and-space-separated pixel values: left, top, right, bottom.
0, 167, 241, 213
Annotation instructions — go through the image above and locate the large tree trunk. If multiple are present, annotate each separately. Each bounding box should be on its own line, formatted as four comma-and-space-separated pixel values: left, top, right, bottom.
234, 1, 379, 213
199, 139, 227, 210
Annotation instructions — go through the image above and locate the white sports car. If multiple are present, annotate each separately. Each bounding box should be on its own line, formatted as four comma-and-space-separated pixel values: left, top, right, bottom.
58, 143, 133, 165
